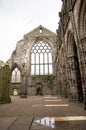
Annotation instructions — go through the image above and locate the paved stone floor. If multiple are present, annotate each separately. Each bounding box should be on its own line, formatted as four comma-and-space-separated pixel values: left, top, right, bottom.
0, 96, 86, 130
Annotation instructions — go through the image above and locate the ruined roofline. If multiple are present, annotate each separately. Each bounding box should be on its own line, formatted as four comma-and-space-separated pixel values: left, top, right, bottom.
16, 25, 57, 44
24, 25, 57, 37
0, 60, 5, 68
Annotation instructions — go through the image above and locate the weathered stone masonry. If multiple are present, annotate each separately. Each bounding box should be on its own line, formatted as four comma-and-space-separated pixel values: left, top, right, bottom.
56, 0, 86, 102
8, 25, 57, 97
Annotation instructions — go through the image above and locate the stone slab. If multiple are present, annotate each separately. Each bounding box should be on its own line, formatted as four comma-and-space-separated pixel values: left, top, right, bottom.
0, 117, 18, 130
8, 116, 33, 130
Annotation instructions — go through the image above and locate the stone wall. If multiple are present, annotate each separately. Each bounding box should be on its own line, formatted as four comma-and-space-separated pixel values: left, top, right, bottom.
8, 25, 57, 96
56, 0, 86, 103
28, 75, 56, 95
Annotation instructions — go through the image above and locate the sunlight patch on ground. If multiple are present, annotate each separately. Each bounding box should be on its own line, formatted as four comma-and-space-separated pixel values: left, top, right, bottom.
54, 116, 86, 121
34, 116, 86, 129
43, 96, 58, 99
44, 104, 69, 107
44, 99, 62, 102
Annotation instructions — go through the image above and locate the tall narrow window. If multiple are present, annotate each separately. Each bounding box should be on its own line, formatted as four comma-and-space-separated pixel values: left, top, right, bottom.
31, 41, 53, 75
11, 67, 21, 83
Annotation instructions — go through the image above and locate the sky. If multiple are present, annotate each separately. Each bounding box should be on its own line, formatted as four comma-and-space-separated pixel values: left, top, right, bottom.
0, 0, 62, 62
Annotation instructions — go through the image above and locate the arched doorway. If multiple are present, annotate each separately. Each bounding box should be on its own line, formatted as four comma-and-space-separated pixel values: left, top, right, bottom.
77, 0, 86, 102
78, 0, 86, 39
66, 31, 83, 102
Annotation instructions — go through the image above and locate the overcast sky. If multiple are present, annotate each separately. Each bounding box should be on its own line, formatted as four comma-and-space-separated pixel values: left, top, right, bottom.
0, 0, 62, 62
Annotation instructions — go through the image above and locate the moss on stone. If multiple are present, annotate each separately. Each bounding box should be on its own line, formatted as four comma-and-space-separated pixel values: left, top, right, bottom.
0, 64, 11, 104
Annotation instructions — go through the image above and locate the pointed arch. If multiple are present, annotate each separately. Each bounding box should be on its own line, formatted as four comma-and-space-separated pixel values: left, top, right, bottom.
66, 31, 83, 101
78, 0, 86, 38
11, 63, 21, 83
11, 63, 22, 73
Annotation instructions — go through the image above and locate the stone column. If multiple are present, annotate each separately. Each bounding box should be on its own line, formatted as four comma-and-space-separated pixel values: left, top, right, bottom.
20, 63, 28, 98
0, 64, 11, 103
79, 38, 86, 102
67, 56, 79, 102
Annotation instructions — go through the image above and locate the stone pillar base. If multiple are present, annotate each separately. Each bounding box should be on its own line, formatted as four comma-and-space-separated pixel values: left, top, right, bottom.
68, 95, 83, 103
0, 97, 11, 104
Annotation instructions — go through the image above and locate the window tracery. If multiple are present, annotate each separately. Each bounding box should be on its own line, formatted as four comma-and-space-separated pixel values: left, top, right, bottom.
11, 67, 21, 83
31, 41, 53, 75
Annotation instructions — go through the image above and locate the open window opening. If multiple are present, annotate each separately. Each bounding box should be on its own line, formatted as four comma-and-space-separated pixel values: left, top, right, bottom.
31, 41, 53, 75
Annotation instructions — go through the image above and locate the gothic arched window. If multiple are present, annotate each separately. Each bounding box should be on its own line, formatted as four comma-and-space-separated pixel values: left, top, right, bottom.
11, 67, 21, 83
31, 41, 53, 75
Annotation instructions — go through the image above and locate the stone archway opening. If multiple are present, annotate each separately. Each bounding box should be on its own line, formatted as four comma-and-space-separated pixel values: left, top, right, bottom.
67, 32, 83, 102
77, 0, 86, 103
78, 0, 86, 38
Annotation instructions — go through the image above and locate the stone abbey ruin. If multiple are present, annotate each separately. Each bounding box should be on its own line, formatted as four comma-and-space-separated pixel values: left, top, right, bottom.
0, 0, 86, 104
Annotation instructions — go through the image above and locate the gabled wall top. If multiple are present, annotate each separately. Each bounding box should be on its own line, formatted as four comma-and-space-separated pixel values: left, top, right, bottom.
24, 25, 56, 39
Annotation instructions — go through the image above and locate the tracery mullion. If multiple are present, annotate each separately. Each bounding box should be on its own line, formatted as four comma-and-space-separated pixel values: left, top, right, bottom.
51, 52, 53, 74
15, 71, 17, 82
43, 53, 45, 75
39, 53, 40, 75
47, 53, 49, 74
34, 53, 36, 75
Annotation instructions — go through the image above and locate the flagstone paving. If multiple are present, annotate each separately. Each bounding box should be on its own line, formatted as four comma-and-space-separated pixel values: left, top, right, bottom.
0, 96, 86, 130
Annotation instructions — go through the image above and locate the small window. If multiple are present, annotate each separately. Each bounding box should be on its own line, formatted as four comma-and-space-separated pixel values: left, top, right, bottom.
39, 28, 43, 33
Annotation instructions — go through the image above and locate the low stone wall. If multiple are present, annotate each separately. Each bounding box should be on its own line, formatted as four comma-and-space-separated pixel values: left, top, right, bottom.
29, 75, 56, 95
